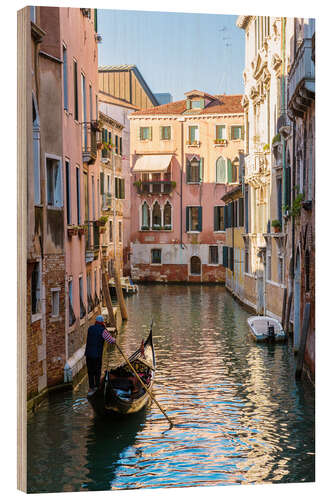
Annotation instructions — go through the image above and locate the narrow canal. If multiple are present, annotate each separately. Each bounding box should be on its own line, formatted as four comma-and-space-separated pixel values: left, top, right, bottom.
27, 284, 315, 493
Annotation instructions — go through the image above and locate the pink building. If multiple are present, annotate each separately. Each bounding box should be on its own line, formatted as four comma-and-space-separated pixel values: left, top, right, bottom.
61, 8, 102, 384
129, 91, 244, 282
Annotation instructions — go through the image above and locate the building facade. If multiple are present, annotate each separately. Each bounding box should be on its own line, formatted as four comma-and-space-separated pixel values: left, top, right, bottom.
98, 90, 140, 276
236, 16, 294, 317
98, 111, 125, 278
129, 90, 244, 282
285, 19, 315, 381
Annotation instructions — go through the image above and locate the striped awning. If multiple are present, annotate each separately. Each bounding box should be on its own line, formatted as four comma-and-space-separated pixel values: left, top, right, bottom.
133, 154, 172, 172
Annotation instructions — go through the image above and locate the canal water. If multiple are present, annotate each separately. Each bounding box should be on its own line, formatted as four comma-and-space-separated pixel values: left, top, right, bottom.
27, 284, 315, 493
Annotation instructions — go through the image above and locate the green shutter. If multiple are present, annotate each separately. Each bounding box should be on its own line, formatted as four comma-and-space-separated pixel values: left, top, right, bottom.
100, 172, 104, 194
198, 207, 202, 232
186, 161, 190, 183
228, 126, 232, 140
138, 127, 142, 140
200, 98, 204, 108
241, 125, 245, 140
121, 179, 125, 199
94, 8, 98, 32
186, 99, 191, 110
199, 158, 203, 182
223, 246, 228, 267
214, 206, 218, 231
186, 207, 190, 231
160, 126, 163, 140
227, 159, 233, 183
148, 127, 152, 140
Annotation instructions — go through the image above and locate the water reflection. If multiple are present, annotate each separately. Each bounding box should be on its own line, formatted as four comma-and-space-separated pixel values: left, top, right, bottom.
27, 284, 315, 492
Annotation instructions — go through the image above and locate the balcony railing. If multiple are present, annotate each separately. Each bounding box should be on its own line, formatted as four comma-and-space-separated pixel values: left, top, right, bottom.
245, 152, 271, 180
82, 122, 100, 164
135, 180, 174, 195
288, 38, 315, 116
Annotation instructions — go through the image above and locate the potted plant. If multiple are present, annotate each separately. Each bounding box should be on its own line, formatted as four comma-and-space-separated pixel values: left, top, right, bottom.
141, 225, 149, 231
99, 216, 108, 227
99, 225, 106, 234
67, 225, 78, 237
77, 224, 87, 236
271, 219, 282, 233
263, 143, 270, 152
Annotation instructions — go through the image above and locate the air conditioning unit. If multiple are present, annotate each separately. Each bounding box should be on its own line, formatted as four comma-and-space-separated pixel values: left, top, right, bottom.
95, 33, 103, 43
81, 8, 90, 17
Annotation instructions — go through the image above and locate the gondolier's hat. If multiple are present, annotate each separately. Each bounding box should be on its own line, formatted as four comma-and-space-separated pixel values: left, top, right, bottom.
96, 315, 104, 324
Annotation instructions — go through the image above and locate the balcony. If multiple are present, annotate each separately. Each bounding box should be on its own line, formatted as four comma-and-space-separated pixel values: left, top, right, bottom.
134, 180, 175, 195
82, 122, 100, 164
288, 38, 315, 118
244, 152, 271, 185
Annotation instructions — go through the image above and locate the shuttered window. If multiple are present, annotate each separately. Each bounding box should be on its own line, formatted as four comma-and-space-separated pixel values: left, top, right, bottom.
151, 249, 162, 264
188, 126, 199, 144
63, 46, 68, 110
209, 246, 219, 264
73, 60, 78, 121
214, 206, 225, 231
216, 125, 226, 140
186, 158, 201, 183
140, 127, 152, 140
229, 247, 234, 271
227, 159, 233, 183
222, 246, 229, 268
216, 157, 226, 183
238, 198, 244, 227
160, 126, 171, 140
231, 125, 244, 140
186, 206, 202, 232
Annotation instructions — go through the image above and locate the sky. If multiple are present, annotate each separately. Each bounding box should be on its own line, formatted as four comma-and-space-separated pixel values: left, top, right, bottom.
98, 9, 245, 102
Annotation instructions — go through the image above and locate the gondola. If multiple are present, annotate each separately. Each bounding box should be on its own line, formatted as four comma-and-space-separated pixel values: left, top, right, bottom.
87, 325, 156, 417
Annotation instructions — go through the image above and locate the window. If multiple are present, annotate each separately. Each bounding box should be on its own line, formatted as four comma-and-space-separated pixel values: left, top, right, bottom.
186, 206, 202, 232
46, 157, 63, 207
227, 159, 237, 183
89, 84, 93, 122
65, 161, 71, 224
32, 94, 41, 205
152, 201, 162, 228
238, 198, 244, 227
209, 246, 218, 265
141, 202, 150, 229
278, 257, 284, 284
277, 177, 282, 225
245, 187, 249, 233
76, 167, 81, 224
92, 175, 95, 219
266, 254, 271, 281
151, 249, 162, 264
73, 60, 78, 121
214, 206, 225, 231
118, 221, 122, 242
63, 46, 68, 110
120, 137, 123, 155
230, 126, 243, 140
115, 135, 119, 154
160, 126, 171, 140
87, 272, 94, 313
79, 277, 86, 319
140, 127, 152, 140
216, 157, 226, 183
81, 73, 87, 149
109, 220, 113, 242
188, 125, 199, 144
115, 178, 125, 199
305, 250, 310, 292
216, 125, 226, 140
31, 261, 41, 315
68, 280, 76, 326
245, 248, 249, 274
51, 289, 60, 317
164, 201, 172, 228
186, 157, 202, 183
190, 256, 201, 275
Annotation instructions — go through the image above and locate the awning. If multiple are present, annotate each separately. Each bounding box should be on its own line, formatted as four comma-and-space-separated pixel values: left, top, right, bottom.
133, 154, 172, 172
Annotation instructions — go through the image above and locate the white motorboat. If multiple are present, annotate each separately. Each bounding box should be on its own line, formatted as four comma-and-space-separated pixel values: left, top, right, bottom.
247, 316, 286, 342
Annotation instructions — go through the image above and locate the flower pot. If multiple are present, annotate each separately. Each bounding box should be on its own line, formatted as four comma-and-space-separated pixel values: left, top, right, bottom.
273, 226, 281, 233
99, 226, 106, 234
67, 226, 78, 237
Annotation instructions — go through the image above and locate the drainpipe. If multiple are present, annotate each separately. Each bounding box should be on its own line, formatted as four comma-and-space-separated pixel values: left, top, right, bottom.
282, 17, 287, 219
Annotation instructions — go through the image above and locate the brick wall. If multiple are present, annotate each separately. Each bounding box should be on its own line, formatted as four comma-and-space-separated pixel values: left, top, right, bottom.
27, 262, 41, 400
132, 263, 225, 282
44, 254, 66, 387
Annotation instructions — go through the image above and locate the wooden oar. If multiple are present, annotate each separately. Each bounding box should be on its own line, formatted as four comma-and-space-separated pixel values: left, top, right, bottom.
113, 340, 173, 428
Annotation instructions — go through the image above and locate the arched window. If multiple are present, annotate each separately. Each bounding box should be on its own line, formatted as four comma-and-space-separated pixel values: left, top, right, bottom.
152, 201, 161, 228
190, 256, 201, 275
141, 202, 150, 229
163, 201, 172, 228
216, 157, 226, 183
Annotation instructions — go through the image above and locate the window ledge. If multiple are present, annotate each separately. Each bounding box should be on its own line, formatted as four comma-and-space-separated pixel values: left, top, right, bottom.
187, 231, 201, 234
265, 279, 286, 289
186, 182, 201, 185
208, 263, 219, 266
244, 272, 255, 278
213, 230, 226, 233
31, 313, 42, 323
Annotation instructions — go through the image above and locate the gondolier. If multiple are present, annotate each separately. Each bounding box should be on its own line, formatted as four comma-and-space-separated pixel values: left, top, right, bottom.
85, 314, 116, 395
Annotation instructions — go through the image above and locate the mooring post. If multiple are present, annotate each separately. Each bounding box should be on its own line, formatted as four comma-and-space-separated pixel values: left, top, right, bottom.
285, 291, 293, 335
281, 287, 287, 329
113, 262, 128, 321
102, 270, 117, 328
